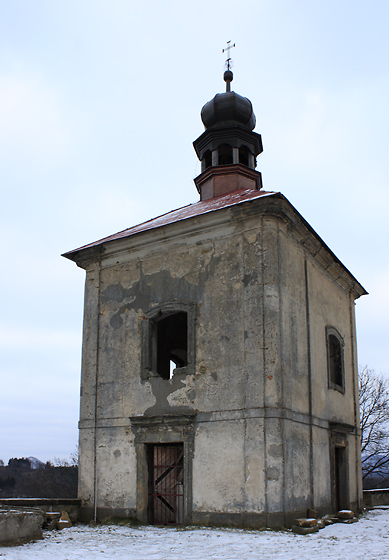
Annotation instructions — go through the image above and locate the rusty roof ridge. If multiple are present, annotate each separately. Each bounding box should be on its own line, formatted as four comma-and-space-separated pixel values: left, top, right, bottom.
62, 189, 278, 258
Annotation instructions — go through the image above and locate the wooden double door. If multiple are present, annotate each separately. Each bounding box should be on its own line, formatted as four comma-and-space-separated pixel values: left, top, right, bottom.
147, 443, 184, 525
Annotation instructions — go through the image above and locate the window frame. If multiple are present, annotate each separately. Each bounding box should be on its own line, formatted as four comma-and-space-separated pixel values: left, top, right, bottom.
326, 326, 345, 394
141, 302, 196, 380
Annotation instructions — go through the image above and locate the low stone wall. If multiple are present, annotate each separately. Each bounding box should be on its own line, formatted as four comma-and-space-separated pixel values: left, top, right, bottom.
0, 507, 45, 546
363, 489, 389, 507
0, 498, 80, 523
0, 499, 81, 546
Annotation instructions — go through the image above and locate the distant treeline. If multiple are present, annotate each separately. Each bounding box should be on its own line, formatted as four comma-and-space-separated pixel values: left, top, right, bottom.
0, 457, 77, 498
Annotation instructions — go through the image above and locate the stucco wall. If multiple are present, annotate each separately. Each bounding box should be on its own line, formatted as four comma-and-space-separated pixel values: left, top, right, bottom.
75, 196, 363, 524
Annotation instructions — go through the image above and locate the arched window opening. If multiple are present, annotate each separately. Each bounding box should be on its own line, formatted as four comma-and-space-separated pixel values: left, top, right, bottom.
218, 144, 233, 165
203, 150, 212, 169
239, 146, 250, 167
329, 335, 342, 386
327, 328, 344, 392
153, 311, 188, 380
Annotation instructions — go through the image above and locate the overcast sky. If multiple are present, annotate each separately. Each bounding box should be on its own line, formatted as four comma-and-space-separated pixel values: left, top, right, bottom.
1, 0, 388, 463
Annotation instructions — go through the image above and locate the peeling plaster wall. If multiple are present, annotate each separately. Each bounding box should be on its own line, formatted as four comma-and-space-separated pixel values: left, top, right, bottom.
94, 427, 136, 510
75, 197, 363, 525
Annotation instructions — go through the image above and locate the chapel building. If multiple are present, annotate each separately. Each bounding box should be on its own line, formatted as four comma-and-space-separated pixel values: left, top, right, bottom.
64, 68, 366, 528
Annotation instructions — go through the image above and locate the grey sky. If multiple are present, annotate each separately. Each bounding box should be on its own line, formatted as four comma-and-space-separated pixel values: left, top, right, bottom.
1, 0, 388, 462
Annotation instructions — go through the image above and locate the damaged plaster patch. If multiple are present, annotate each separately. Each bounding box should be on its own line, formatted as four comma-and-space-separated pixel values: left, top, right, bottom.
110, 311, 125, 330
243, 271, 258, 287
167, 375, 197, 408
103, 268, 200, 330
266, 466, 280, 480
268, 444, 283, 458
144, 375, 194, 416
101, 283, 135, 304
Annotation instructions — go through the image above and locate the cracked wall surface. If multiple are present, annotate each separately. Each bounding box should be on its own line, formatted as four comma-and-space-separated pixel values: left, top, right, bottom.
75, 197, 363, 526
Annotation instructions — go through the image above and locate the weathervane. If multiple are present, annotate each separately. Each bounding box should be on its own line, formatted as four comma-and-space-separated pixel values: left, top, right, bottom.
222, 40, 235, 92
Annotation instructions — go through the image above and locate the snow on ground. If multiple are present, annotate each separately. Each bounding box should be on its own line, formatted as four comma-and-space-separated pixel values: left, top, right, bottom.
2, 507, 389, 560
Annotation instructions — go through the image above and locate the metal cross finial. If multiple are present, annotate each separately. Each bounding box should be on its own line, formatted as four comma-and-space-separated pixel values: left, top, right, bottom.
222, 40, 235, 71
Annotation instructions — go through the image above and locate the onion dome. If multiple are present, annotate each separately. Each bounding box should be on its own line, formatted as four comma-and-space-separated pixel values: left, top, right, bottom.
201, 92, 256, 131
200, 71, 256, 131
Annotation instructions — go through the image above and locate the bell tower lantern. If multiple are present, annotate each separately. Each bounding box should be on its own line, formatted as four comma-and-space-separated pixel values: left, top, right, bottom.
193, 46, 263, 200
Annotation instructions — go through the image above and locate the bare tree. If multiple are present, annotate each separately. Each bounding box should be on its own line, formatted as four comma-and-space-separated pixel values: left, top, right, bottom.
359, 366, 389, 482
52, 445, 79, 467
69, 444, 79, 467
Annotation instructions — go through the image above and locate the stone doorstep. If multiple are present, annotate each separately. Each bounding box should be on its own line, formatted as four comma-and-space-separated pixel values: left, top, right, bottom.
292, 524, 320, 535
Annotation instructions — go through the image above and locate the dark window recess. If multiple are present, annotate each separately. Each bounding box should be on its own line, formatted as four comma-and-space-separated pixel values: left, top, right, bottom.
329, 334, 343, 387
239, 146, 250, 167
142, 303, 195, 381
153, 312, 188, 379
333, 445, 348, 511
203, 150, 212, 169
148, 443, 184, 525
218, 143, 233, 165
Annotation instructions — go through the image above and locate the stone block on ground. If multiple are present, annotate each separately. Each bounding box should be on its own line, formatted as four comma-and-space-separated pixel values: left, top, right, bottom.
295, 518, 318, 528
56, 511, 72, 530
0, 509, 44, 545
337, 510, 354, 519
292, 524, 320, 535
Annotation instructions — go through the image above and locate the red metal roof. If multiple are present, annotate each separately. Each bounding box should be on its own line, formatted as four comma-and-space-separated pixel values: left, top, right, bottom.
63, 189, 277, 258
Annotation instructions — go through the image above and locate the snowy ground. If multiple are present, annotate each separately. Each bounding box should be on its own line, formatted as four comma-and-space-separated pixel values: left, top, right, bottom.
2, 507, 389, 560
